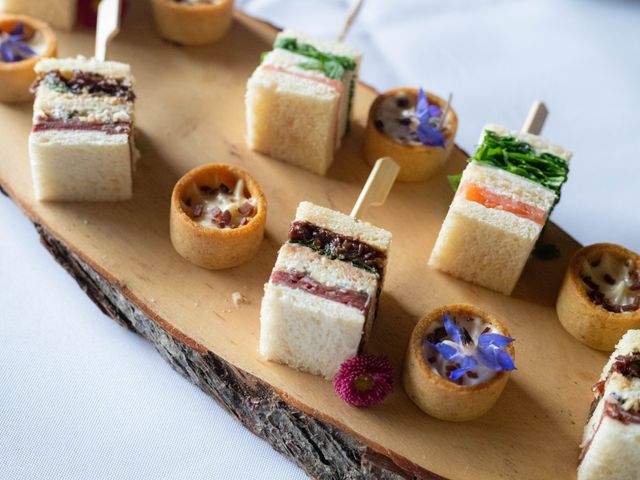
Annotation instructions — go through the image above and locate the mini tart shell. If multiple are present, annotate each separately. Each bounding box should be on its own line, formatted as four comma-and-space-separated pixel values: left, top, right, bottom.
364, 88, 458, 183
556, 243, 640, 351
170, 163, 267, 270
403, 304, 514, 422
0, 15, 57, 103
151, 0, 234, 46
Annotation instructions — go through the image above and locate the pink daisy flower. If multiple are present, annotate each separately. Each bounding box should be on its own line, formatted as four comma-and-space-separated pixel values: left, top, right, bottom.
333, 354, 394, 407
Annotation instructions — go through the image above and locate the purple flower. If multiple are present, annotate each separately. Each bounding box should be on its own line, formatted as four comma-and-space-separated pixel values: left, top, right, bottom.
333, 354, 394, 407
0, 23, 36, 63
425, 313, 515, 382
415, 87, 445, 148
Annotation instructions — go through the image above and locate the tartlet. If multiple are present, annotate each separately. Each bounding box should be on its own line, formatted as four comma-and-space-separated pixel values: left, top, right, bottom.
0, 14, 56, 103
151, 0, 234, 46
556, 243, 640, 351
403, 304, 515, 422
170, 163, 267, 270
364, 88, 458, 182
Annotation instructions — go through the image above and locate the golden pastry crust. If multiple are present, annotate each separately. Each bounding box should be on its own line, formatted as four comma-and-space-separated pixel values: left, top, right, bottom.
170, 163, 267, 270
151, 0, 234, 46
364, 88, 458, 183
556, 243, 640, 351
0, 15, 57, 104
403, 304, 514, 422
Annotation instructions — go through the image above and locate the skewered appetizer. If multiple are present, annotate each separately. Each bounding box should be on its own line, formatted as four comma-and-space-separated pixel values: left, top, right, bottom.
403, 304, 515, 421
0, 0, 77, 31
0, 15, 56, 103
28, 56, 137, 201
364, 88, 457, 182
246, 30, 362, 175
557, 243, 640, 351
579, 329, 640, 479
429, 124, 572, 295
259, 201, 391, 379
151, 0, 234, 46
170, 163, 267, 270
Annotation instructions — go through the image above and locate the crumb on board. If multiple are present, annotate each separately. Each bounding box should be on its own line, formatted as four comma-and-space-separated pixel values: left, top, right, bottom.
231, 291, 248, 307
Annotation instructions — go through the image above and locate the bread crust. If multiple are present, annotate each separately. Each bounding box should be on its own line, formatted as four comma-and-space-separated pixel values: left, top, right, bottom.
0, 15, 57, 103
364, 88, 458, 183
170, 163, 267, 269
556, 243, 640, 351
403, 304, 514, 422
151, 0, 234, 46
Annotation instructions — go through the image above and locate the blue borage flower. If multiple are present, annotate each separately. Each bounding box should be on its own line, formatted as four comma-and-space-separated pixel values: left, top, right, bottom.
415, 87, 445, 148
0, 23, 36, 63
425, 313, 515, 382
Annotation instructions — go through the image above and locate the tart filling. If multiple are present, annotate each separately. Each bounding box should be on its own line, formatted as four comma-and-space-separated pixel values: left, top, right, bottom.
288, 220, 387, 276
184, 179, 257, 229
374, 88, 447, 147
581, 252, 640, 313
423, 312, 515, 386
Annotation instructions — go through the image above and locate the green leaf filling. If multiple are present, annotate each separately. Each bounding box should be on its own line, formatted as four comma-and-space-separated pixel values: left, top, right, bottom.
447, 173, 462, 192
471, 131, 569, 203
273, 36, 356, 81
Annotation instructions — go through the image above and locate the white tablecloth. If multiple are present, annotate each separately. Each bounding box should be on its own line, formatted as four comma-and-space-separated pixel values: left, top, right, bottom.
2, 1, 639, 478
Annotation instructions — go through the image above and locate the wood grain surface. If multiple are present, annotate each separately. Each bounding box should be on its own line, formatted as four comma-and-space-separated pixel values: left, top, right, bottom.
0, 3, 607, 479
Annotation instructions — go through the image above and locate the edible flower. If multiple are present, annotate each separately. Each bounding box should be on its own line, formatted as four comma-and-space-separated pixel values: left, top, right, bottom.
416, 87, 445, 148
0, 23, 35, 63
333, 354, 394, 407
425, 313, 515, 382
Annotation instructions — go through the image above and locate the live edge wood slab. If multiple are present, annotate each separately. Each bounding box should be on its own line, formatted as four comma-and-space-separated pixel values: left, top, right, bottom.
0, 4, 610, 479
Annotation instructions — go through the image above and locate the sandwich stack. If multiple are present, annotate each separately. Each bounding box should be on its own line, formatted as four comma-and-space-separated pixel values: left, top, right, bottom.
429, 124, 571, 295
29, 56, 136, 202
259, 201, 391, 379
579, 329, 640, 479
246, 30, 362, 175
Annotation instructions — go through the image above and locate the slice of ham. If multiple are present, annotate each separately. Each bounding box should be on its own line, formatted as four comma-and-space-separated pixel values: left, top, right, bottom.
270, 269, 370, 314
458, 181, 547, 226
261, 64, 344, 93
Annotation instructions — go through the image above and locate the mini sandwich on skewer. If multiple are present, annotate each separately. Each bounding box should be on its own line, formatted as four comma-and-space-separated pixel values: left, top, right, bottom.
245, 29, 362, 175
579, 329, 640, 479
429, 104, 572, 295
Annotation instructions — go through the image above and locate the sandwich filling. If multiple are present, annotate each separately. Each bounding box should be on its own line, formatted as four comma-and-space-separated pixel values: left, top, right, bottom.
289, 220, 387, 276
34, 70, 135, 101
457, 181, 547, 225
581, 252, 640, 313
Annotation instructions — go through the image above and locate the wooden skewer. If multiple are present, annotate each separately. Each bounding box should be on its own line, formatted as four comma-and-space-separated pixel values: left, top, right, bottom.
521, 101, 548, 135
350, 157, 400, 218
439, 93, 453, 128
95, 0, 122, 61
337, 0, 365, 42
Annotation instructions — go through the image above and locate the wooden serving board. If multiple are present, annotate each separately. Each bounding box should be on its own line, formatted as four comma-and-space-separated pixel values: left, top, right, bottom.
0, 3, 609, 479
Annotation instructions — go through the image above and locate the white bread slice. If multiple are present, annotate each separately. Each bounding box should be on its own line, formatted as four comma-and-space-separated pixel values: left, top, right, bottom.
259, 282, 366, 379
294, 201, 391, 254
579, 330, 640, 480
29, 129, 132, 201
34, 90, 134, 124
429, 163, 554, 295
35, 56, 134, 81
0, 0, 77, 31
483, 124, 572, 163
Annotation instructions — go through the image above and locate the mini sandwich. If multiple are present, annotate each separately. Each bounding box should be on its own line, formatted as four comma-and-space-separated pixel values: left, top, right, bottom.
259, 201, 391, 379
579, 329, 640, 480
29, 56, 137, 202
429, 125, 571, 295
246, 30, 362, 175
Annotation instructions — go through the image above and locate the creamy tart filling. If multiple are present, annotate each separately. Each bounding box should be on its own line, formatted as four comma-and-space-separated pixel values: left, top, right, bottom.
186, 179, 257, 229
581, 252, 640, 313
423, 313, 515, 387
0, 22, 44, 63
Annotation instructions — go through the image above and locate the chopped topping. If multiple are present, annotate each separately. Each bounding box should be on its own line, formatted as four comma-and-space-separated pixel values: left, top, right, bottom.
288, 221, 386, 276
422, 313, 515, 386
231, 291, 247, 307
0, 22, 38, 63
35, 71, 135, 101
375, 87, 446, 148
581, 252, 639, 313
610, 353, 640, 379
187, 179, 257, 230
